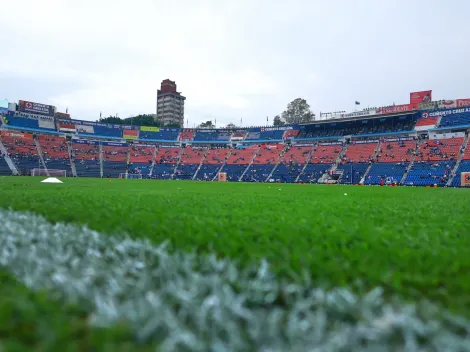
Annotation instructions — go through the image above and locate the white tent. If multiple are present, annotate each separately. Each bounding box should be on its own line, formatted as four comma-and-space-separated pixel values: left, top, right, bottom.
41, 177, 63, 184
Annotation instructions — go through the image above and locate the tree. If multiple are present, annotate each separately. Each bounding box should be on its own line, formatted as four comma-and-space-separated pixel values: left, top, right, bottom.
197, 120, 215, 129
98, 114, 160, 127
225, 123, 238, 129
281, 98, 315, 124
273, 115, 285, 126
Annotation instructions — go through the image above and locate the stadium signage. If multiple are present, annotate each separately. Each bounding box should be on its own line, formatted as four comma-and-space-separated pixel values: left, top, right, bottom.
352, 139, 379, 144
71, 138, 99, 145
261, 126, 293, 131
102, 142, 127, 147
140, 126, 160, 132
410, 90, 432, 106
381, 104, 414, 115
292, 143, 315, 146
0, 131, 33, 139
18, 100, 55, 117
384, 137, 414, 142
318, 141, 342, 146
339, 110, 379, 119
429, 107, 470, 117
197, 129, 217, 133
457, 98, 470, 108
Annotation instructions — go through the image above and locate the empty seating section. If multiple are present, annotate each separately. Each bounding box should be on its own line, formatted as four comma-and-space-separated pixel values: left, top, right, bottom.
377, 140, 416, 163
439, 110, 470, 128
279, 145, 312, 165
258, 130, 284, 141
226, 147, 257, 165
140, 130, 179, 141
245, 132, 260, 140
416, 115, 438, 127
93, 125, 122, 138
72, 142, 101, 177
39, 136, 71, 174
102, 144, 129, 178
174, 164, 198, 180
193, 131, 219, 141
217, 132, 231, 141
451, 161, 470, 187
337, 163, 370, 184
343, 142, 378, 163
179, 130, 194, 141
415, 138, 463, 162
1, 135, 40, 175
196, 164, 221, 181
404, 161, 455, 186
153, 147, 180, 179
297, 115, 416, 138
222, 165, 248, 181
298, 164, 331, 183
242, 165, 273, 182
310, 144, 342, 164
283, 130, 299, 139
0, 155, 10, 175
252, 145, 283, 165
365, 163, 408, 184
271, 164, 304, 183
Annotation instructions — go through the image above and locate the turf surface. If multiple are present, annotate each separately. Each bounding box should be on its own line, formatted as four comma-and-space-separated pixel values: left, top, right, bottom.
0, 177, 469, 349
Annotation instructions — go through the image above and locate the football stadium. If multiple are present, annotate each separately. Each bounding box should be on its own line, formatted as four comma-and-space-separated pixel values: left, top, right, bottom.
2, 1, 470, 350
1, 91, 470, 350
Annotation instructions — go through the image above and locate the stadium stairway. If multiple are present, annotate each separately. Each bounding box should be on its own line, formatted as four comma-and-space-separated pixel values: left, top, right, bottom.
238, 146, 260, 181
294, 146, 315, 182
212, 149, 232, 181
0, 138, 19, 175
171, 147, 185, 178
264, 145, 288, 181
191, 149, 209, 180
34, 137, 49, 176
67, 141, 77, 177
148, 146, 158, 178
359, 140, 382, 183
400, 139, 422, 185
447, 132, 469, 186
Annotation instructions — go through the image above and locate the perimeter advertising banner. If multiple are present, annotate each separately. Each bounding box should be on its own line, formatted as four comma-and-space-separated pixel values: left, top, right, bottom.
123, 129, 139, 139
457, 98, 470, 108
381, 104, 415, 115
410, 90, 432, 106
0, 130, 33, 139
18, 100, 55, 117
140, 126, 160, 132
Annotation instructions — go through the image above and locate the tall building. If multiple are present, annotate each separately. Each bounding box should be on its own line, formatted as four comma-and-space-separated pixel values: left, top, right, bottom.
156, 79, 186, 127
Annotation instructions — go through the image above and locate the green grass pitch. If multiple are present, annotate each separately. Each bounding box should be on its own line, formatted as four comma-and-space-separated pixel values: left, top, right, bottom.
0, 176, 469, 349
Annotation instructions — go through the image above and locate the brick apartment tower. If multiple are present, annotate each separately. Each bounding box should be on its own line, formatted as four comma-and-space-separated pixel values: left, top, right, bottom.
155, 79, 186, 127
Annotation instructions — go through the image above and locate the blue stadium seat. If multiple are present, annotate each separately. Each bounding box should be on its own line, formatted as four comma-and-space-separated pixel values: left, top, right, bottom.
174, 164, 198, 180
271, 164, 304, 183
221, 164, 247, 181
75, 160, 101, 178
152, 164, 175, 179
195, 164, 220, 181
0, 156, 12, 175
450, 160, 470, 187
298, 164, 331, 183
404, 161, 455, 186
364, 163, 408, 185
103, 161, 127, 178
241, 164, 274, 182
337, 163, 369, 184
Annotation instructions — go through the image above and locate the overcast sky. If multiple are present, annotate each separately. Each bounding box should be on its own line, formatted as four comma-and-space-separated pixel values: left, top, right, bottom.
1, 0, 469, 127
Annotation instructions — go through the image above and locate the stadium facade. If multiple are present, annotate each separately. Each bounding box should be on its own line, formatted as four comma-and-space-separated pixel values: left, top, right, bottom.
1, 91, 470, 187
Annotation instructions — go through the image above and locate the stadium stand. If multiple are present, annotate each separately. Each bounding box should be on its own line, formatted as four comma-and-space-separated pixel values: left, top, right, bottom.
414, 138, 463, 162
310, 144, 342, 164
129, 144, 154, 177
140, 129, 179, 141
438, 109, 470, 128
179, 130, 194, 141
337, 163, 370, 184
242, 144, 284, 182
376, 139, 417, 163
221, 146, 258, 181
38, 136, 72, 175
72, 140, 101, 177
365, 163, 408, 185
271, 145, 312, 182
404, 161, 455, 186
298, 164, 332, 183
102, 143, 129, 178
0, 154, 11, 175
342, 141, 378, 163
174, 146, 206, 180
193, 131, 219, 142
153, 147, 180, 179
0, 134, 41, 175
194, 147, 231, 181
